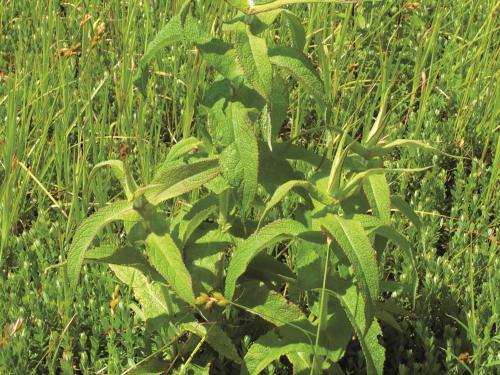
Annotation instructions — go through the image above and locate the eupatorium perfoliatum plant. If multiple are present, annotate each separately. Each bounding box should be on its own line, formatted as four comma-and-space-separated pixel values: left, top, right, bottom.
66, 1, 430, 373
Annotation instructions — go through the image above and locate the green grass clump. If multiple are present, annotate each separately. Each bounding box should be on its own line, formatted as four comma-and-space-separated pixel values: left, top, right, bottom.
0, 0, 498, 374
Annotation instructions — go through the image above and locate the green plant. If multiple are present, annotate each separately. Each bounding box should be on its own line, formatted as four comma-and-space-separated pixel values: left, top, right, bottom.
65, 1, 431, 373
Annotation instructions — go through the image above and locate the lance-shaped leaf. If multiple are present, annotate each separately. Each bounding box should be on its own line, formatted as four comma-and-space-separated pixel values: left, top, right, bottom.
247, 252, 296, 284
110, 264, 173, 321
235, 30, 273, 100
85, 245, 165, 283
145, 231, 196, 305
66, 200, 138, 290
164, 137, 202, 163
240, 323, 328, 375
327, 285, 385, 375
133, 157, 220, 204
182, 322, 242, 364
269, 46, 327, 105
363, 174, 391, 224
197, 39, 244, 80
319, 215, 379, 311
238, 282, 305, 327
232, 103, 259, 213
133, 2, 190, 94
341, 166, 431, 200
176, 194, 218, 245
391, 196, 421, 229
367, 138, 462, 159
282, 10, 306, 51
259, 180, 335, 225
350, 214, 416, 271
225, 219, 307, 300
89, 160, 138, 200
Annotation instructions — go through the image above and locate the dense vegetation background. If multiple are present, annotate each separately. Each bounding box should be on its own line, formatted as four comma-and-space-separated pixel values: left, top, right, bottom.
0, 0, 498, 373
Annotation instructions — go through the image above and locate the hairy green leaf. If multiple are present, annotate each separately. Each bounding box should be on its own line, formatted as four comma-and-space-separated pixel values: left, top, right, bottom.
89, 160, 138, 200
225, 219, 307, 300
182, 322, 242, 364
269, 46, 327, 105
330, 285, 385, 375
220, 143, 244, 187
319, 215, 379, 310
240, 324, 327, 375
363, 174, 391, 224
111, 265, 174, 321
282, 10, 306, 51
133, 158, 220, 203
85, 245, 165, 283
146, 232, 195, 305
184, 228, 229, 293
260, 180, 335, 225
391, 195, 421, 229
238, 282, 305, 326
177, 195, 218, 245
134, 3, 190, 94
164, 137, 202, 163
197, 39, 244, 80
232, 103, 259, 213
67, 200, 138, 290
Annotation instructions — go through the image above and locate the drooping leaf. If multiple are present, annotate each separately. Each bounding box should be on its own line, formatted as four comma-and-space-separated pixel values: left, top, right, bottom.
145, 232, 195, 305
375, 309, 402, 333
269, 46, 327, 105
269, 73, 289, 140
182, 322, 242, 364
391, 195, 421, 229
123, 354, 170, 375
164, 137, 202, 163
363, 174, 391, 224
134, 158, 220, 204
66, 200, 138, 290
134, 3, 190, 94
238, 282, 305, 327
85, 245, 165, 283
319, 215, 379, 311
260, 180, 335, 225
197, 39, 244, 80
240, 323, 328, 375
368, 138, 461, 159
247, 252, 296, 284
89, 160, 138, 200
341, 166, 431, 200
225, 219, 307, 300
110, 265, 175, 322
177, 194, 218, 245
329, 285, 385, 375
